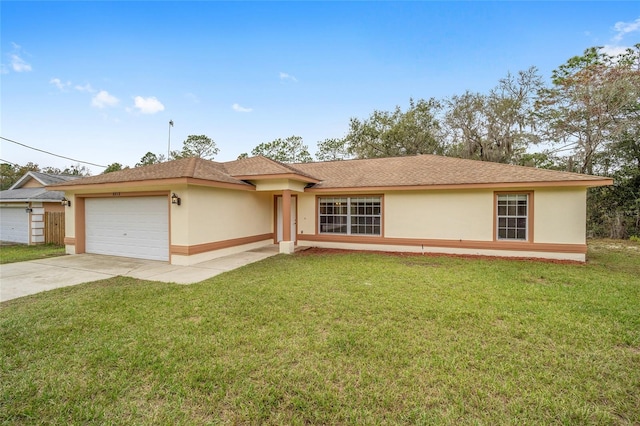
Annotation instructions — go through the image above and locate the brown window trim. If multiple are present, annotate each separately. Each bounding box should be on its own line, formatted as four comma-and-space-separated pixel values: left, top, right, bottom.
493, 191, 534, 243
315, 194, 385, 238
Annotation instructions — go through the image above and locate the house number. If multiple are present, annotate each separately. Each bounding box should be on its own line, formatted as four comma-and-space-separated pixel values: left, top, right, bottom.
112, 192, 121, 196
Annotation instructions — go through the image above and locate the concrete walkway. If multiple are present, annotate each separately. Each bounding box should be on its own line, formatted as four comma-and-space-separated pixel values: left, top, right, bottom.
0, 245, 279, 302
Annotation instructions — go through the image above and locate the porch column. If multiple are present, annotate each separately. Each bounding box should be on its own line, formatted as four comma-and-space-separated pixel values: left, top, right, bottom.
280, 189, 294, 254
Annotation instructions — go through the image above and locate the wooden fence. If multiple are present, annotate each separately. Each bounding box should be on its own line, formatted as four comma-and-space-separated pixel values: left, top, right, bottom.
44, 212, 65, 245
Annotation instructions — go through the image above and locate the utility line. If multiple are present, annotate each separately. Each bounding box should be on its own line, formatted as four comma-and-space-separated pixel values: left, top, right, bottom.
0, 158, 21, 167
0, 136, 107, 168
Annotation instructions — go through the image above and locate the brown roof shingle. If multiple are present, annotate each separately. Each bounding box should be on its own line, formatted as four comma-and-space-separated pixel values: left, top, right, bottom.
51, 154, 611, 190
223, 156, 319, 181
51, 157, 250, 187
293, 155, 611, 189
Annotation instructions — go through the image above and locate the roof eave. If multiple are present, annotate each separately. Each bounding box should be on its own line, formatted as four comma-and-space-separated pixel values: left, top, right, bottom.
52, 176, 255, 191
0, 198, 62, 203
305, 179, 614, 192
231, 173, 321, 184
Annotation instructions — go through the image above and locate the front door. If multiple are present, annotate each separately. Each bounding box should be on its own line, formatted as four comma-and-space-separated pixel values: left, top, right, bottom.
276, 196, 297, 242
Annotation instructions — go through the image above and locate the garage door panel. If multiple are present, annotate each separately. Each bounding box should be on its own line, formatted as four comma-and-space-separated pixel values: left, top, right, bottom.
0, 207, 29, 244
85, 197, 169, 261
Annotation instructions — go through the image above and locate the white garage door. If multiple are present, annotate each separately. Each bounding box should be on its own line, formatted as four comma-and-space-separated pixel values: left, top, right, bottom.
0, 207, 29, 244
85, 197, 169, 261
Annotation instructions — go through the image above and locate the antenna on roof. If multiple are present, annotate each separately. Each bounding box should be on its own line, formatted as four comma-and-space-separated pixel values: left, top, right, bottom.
168, 120, 174, 161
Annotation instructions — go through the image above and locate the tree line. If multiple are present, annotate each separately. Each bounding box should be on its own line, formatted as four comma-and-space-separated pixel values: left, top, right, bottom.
2, 46, 638, 238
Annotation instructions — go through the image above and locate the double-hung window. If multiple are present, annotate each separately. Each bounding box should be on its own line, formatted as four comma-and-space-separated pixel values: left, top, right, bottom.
319, 196, 381, 236
496, 193, 529, 241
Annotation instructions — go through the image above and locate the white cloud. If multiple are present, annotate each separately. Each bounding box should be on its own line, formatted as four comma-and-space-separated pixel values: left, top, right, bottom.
4, 43, 32, 73
613, 17, 640, 42
279, 72, 298, 82
133, 96, 165, 114
91, 90, 119, 108
232, 103, 252, 113
10, 54, 31, 72
75, 83, 95, 93
50, 78, 71, 91
600, 45, 630, 57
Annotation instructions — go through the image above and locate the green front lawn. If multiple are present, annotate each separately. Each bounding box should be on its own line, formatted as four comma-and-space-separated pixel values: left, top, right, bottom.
1, 241, 639, 424
0, 243, 66, 264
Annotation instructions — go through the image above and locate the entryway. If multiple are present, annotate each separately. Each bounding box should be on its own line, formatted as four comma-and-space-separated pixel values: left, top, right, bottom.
276, 195, 297, 243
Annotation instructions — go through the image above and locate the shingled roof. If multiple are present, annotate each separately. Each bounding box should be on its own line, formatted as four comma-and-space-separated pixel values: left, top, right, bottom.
293, 155, 612, 189
1, 171, 81, 202
50, 154, 612, 190
223, 156, 319, 182
51, 157, 251, 188
8, 171, 80, 190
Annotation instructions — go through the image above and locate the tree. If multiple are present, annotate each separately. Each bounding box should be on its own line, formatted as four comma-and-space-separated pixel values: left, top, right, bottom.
534, 45, 640, 238
237, 153, 249, 160
174, 134, 219, 160
444, 67, 543, 164
0, 162, 39, 190
315, 138, 351, 161
251, 136, 313, 163
535, 45, 640, 175
587, 99, 640, 238
136, 152, 165, 167
344, 98, 443, 159
62, 163, 91, 176
103, 163, 127, 174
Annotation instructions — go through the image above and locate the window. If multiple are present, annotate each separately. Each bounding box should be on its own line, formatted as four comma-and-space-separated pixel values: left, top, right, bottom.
496, 194, 529, 241
319, 196, 381, 235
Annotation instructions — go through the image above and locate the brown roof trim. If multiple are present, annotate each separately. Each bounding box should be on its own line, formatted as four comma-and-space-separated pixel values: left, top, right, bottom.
305, 179, 614, 192
53, 177, 255, 192
233, 173, 321, 184
184, 177, 255, 190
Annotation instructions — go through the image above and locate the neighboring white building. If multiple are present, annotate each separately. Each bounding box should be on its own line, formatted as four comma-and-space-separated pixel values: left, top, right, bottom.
0, 172, 80, 244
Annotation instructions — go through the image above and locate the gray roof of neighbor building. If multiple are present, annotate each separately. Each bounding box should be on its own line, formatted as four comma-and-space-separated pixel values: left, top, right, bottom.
0, 187, 67, 202
1, 172, 81, 202
9, 171, 80, 190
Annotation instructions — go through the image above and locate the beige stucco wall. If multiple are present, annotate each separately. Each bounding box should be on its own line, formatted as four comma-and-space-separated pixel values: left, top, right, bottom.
298, 190, 494, 241
22, 178, 43, 188
385, 190, 494, 240
297, 193, 316, 236
533, 188, 586, 244
172, 186, 273, 246
63, 193, 76, 240
298, 187, 587, 246
253, 179, 307, 192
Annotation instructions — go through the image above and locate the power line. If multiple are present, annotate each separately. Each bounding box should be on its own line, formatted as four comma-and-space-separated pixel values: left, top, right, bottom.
0, 158, 21, 167
0, 136, 107, 168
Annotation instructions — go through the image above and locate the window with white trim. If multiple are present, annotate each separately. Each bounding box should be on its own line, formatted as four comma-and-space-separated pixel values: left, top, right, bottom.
319, 196, 381, 235
496, 194, 528, 240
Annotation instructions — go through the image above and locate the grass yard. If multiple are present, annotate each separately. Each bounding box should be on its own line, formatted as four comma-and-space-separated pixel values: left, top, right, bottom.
0, 243, 66, 264
1, 241, 639, 424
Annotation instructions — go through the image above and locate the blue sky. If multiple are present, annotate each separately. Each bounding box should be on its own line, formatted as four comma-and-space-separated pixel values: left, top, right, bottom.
1, 2, 638, 174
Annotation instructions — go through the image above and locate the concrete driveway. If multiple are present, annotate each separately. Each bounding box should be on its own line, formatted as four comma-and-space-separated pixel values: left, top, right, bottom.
0, 246, 279, 302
